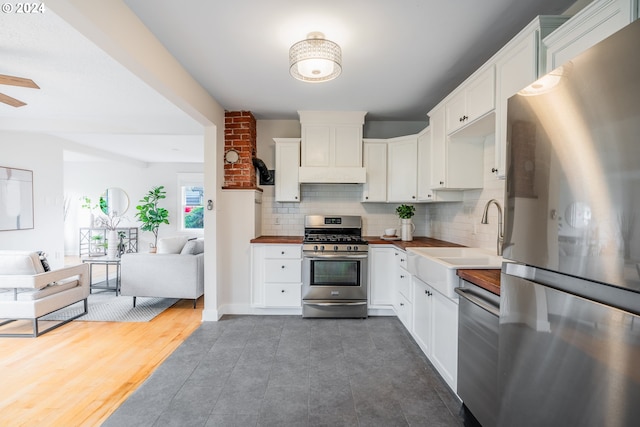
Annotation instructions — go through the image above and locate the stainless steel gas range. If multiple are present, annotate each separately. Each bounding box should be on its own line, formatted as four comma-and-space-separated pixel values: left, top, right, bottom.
302, 215, 368, 318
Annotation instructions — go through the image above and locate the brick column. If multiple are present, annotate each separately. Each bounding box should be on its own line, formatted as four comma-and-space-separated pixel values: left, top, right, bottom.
223, 111, 257, 189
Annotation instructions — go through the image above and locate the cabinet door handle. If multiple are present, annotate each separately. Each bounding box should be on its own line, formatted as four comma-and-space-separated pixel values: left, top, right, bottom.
492, 168, 498, 173
439, 181, 444, 185
400, 302, 404, 307
281, 289, 285, 293
412, 195, 416, 199
281, 251, 285, 255
365, 196, 369, 200
281, 265, 285, 269
400, 275, 405, 279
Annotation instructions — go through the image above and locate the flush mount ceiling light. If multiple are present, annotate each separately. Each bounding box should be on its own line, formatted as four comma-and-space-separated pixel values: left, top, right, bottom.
289, 32, 342, 83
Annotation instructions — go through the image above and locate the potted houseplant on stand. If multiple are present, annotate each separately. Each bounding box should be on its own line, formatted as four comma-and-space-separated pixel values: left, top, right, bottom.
396, 204, 416, 241
135, 186, 170, 252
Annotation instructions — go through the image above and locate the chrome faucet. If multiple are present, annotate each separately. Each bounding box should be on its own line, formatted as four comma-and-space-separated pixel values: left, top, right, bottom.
481, 199, 504, 256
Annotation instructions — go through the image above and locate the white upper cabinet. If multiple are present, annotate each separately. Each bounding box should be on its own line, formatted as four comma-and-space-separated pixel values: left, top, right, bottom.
416, 127, 434, 201
445, 66, 495, 134
429, 106, 483, 190
274, 138, 300, 202
493, 16, 569, 179
544, 0, 638, 72
362, 140, 387, 202
387, 135, 418, 202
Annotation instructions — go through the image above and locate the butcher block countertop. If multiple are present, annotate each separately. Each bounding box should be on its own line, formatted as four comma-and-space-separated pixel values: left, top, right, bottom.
250, 235, 464, 248
250, 236, 304, 244
457, 269, 501, 296
249, 235, 501, 295
363, 236, 465, 249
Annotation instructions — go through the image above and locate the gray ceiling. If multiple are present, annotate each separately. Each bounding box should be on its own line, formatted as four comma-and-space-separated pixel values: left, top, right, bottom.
1, 0, 583, 162
124, 0, 579, 121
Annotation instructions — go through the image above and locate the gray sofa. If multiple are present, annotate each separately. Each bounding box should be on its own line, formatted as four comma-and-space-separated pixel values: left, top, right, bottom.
119, 238, 204, 308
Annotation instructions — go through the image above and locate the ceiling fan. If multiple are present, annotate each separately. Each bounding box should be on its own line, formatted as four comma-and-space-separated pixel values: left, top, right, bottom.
0, 74, 40, 107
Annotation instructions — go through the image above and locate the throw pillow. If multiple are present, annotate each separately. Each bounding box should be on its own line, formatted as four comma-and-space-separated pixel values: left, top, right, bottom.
38, 251, 51, 272
156, 236, 189, 254
180, 239, 204, 255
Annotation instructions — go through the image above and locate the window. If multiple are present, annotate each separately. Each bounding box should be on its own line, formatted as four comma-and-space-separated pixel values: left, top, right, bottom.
177, 173, 204, 232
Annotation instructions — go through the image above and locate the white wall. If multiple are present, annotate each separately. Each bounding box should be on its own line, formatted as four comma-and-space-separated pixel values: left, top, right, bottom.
0, 133, 67, 268
64, 159, 203, 254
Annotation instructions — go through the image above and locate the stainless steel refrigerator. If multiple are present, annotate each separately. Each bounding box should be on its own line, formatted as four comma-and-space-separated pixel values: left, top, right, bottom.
499, 19, 640, 427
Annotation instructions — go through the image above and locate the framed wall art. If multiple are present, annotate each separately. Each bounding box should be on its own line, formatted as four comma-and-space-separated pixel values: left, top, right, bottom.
0, 166, 34, 231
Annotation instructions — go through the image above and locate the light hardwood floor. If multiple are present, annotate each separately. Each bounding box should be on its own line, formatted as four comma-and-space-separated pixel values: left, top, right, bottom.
0, 294, 203, 426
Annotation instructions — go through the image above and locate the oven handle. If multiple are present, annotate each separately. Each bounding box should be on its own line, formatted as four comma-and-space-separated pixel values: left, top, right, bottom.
303, 253, 368, 259
303, 301, 368, 306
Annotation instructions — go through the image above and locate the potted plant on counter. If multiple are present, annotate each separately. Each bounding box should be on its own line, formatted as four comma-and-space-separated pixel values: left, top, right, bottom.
135, 186, 170, 252
396, 204, 416, 241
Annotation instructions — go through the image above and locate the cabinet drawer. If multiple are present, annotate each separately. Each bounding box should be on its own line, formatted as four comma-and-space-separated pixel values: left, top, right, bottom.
265, 259, 301, 283
264, 283, 301, 307
395, 292, 413, 330
395, 250, 408, 270
264, 245, 302, 259
398, 267, 411, 301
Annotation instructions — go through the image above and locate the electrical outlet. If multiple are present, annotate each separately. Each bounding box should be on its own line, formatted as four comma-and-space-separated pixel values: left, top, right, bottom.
275, 217, 280, 225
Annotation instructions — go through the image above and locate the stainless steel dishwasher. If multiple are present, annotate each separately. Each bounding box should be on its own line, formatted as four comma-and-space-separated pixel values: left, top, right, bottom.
455, 280, 499, 427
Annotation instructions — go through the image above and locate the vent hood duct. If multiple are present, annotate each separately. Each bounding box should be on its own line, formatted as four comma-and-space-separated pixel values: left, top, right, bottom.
298, 166, 366, 183
252, 157, 274, 185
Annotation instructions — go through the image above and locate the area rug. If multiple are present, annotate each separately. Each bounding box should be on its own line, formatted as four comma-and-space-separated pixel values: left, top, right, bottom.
42, 292, 179, 322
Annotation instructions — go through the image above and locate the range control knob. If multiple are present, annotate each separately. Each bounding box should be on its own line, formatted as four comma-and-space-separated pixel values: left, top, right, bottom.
346, 246, 352, 251
313, 245, 318, 252
320, 245, 325, 252
334, 245, 339, 251
354, 246, 359, 252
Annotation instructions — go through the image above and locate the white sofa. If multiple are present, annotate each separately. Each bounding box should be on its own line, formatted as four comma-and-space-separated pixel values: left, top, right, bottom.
119, 237, 204, 308
0, 251, 90, 337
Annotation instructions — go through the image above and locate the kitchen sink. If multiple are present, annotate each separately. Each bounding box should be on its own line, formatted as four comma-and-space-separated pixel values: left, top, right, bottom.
406, 247, 503, 299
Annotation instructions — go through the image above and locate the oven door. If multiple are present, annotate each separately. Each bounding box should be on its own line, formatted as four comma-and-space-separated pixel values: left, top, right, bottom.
302, 253, 368, 301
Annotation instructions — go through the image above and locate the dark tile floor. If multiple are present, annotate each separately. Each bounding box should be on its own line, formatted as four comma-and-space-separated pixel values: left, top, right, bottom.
104, 315, 464, 427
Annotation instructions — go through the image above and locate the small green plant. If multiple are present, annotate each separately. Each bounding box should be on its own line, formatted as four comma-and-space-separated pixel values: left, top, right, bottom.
80, 196, 97, 211
396, 204, 416, 219
135, 186, 170, 248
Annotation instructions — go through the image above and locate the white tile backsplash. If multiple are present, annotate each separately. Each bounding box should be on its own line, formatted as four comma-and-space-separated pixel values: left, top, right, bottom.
260, 134, 505, 250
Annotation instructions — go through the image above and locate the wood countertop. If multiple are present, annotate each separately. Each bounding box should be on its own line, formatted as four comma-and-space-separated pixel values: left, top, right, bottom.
364, 236, 465, 249
457, 269, 501, 295
250, 236, 304, 244
250, 235, 464, 248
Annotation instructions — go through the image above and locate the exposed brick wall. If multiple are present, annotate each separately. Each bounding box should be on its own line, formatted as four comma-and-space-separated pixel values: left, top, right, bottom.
223, 111, 257, 189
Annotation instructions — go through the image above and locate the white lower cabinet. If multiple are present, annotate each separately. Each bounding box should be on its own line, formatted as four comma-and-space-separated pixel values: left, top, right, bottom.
392, 248, 413, 330
368, 246, 396, 306
410, 275, 459, 393
251, 244, 302, 308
